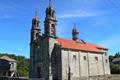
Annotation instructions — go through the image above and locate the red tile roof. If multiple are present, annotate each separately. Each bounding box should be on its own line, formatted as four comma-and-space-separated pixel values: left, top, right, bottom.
56, 38, 108, 53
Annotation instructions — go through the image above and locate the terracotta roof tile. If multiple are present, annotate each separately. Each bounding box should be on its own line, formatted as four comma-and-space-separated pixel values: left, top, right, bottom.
56, 38, 108, 53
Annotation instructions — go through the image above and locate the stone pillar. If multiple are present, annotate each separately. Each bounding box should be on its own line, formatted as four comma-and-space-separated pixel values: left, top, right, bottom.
48, 52, 53, 80
102, 53, 105, 75
49, 74, 53, 80
78, 51, 81, 80
87, 52, 90, 77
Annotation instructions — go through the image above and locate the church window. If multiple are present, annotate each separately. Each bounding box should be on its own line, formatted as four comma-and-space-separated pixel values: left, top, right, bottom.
36, 33, 39, 39
37, 22, 39, 27
83, 56, 87, 60
95, 57, 98, 61
73, 55, 76, 60
51, 24, 55, 35
106, 59, 108, 63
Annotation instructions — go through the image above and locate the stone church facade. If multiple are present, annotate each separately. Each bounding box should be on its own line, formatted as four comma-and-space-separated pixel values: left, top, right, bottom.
29, 1, 110, 80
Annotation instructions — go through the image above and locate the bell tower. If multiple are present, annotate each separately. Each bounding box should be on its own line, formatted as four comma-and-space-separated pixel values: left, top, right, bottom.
31, 12, 40, 43
30, 12, 41, 78
44, 0, 57, 38
72, 24, 79, 41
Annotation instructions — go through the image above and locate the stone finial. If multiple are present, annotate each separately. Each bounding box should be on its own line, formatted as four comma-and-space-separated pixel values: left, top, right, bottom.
72, 24, 79, 41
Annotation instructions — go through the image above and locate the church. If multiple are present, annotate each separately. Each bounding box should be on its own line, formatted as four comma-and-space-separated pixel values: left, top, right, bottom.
29, 1, 110, 80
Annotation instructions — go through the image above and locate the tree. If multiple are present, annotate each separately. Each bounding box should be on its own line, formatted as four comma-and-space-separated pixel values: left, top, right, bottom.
110, 63, 120, 74
109, 52, 120, 74
114, 52, 120, 58
109, 55, 114, 62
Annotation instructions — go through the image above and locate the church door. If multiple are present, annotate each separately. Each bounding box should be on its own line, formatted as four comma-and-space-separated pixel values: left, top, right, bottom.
37, 66, 42, 78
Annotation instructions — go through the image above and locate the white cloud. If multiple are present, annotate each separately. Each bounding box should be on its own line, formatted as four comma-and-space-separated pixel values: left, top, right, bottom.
0, 14, 12, 19
57, 11, 99, 18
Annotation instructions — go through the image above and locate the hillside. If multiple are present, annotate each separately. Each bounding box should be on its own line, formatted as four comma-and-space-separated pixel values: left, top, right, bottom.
0, 53, 29, 77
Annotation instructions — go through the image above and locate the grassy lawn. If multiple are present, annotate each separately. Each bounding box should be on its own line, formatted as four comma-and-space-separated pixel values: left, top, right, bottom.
111, 74, 120, 77
105, 74, 120, 80
108, 74, 120, 80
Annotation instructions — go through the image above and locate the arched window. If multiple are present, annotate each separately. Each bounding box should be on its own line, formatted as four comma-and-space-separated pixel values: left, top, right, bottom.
51, 24, 55, 35
36, 33, 39, 39
37, 22, 39, 27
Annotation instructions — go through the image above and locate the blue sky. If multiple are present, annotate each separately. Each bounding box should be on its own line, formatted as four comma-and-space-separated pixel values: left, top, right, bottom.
0, 0, 120, 58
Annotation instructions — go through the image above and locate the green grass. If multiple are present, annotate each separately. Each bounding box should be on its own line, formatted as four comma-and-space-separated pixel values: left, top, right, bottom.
111, 74, 120, 77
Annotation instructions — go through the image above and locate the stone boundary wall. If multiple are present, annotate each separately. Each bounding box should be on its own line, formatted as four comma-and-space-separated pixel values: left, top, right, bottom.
80, 75, 111, 80
29, 75, 111, 80
0, 77, 28, 80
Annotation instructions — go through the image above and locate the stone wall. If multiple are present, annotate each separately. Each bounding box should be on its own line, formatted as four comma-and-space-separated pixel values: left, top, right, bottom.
88, 52, 104, 76
30, 75, 111, 80
0, 77, 28, 80
103, 53, 111, 75
61, 49, 110, 80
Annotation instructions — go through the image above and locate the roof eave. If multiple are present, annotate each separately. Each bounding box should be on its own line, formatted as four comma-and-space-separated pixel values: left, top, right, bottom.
61, 47, 106, 54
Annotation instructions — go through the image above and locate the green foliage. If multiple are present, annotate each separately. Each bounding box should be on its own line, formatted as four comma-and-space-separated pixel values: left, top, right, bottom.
114, 52, 120, 58
109, 52, 120, 74
109, 55, 114, 62
0, 53, 29, 77
110, 63, 120, 74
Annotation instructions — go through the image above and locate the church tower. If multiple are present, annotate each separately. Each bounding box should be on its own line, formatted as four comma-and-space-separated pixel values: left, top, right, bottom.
44, 0, 57, 38
30, 12, 40, 78
31, 12, 40, 43
43, 1, 58, 80
72, 25, 79, 41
